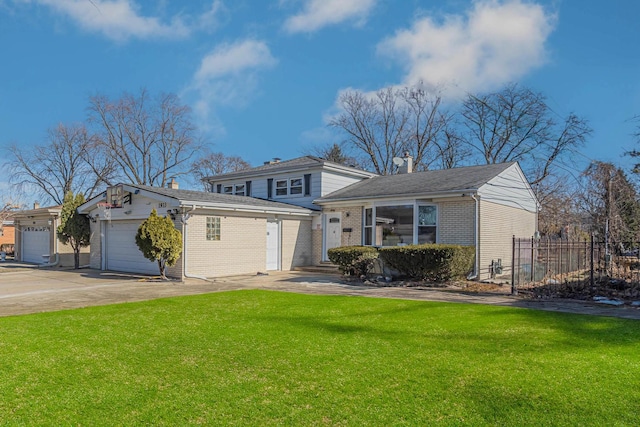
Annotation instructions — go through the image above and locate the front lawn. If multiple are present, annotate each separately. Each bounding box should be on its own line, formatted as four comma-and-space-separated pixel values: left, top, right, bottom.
0, 290, 638, 425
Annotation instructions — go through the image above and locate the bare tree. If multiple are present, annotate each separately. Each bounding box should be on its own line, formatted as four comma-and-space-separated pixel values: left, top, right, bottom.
87, 88, 201, 187
460, 83, 592, 186
329, 85, 454, 174
191, 152, 251, 189
307, 143, 360, 167
7, 123, 106, 205
579, 162, 640, 244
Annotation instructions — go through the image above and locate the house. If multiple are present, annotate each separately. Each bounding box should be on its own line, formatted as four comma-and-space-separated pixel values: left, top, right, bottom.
0, 217, 15, 255
77, 182, 316, 279
79, 156, 538, 281
314, 161, 538, 279
205, 156, 377, 265
12, 204, 90, 267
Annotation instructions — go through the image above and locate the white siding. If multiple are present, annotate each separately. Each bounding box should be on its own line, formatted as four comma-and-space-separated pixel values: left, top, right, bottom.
478, 164, 538, 213
320, 171, 368, 196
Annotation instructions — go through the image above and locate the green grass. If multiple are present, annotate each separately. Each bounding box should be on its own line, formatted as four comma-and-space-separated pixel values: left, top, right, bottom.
0, 290, 639, 426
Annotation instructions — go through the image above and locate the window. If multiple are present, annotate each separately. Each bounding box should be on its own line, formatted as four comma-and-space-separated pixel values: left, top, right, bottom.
418, 205, 437, 244
222, 184, 246, 196
206, 217, 221, 241
290, 178, 303, 195
363, 208, 373, 245
362, 203, 438, 246
274, 178, 304, 197
377, 205, 413, 246
275, 180, 288, 196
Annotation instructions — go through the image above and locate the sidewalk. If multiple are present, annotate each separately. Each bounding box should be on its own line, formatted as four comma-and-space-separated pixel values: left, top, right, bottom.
1, 262, 639, 319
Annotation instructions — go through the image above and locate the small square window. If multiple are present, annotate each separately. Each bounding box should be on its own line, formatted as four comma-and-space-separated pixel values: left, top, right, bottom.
235, 184, 245, 196
206, 217, 221, 241
223, 185, 233, 194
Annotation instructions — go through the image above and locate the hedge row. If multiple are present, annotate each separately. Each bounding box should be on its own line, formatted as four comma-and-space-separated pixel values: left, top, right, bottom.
328, 244, 475, 282
379, 244, 475, 282
327, 246, 379, 277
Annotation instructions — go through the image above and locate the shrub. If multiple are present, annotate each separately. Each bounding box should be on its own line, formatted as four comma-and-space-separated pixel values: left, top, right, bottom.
328, 246, 379, 277
379, 244, 475, 282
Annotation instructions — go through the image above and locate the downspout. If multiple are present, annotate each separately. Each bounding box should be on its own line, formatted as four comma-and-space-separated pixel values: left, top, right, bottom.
467, 193, 479, 280
181, 205, 210, 282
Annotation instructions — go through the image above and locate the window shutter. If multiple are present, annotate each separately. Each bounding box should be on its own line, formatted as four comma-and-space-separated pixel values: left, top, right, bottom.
267, 178, 273, 199
246, 181, 252, 197
216, 184, 222, 193
304, 174, 311, 196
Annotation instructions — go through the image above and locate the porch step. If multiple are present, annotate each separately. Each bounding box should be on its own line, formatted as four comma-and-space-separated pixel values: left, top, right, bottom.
293, 264, 340, 274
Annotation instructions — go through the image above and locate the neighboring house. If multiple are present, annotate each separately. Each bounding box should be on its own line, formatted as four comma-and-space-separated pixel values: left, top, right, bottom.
79, 156, 538, 281
314, 161, 538, 279
12, 204, 90, 267
77, 182, 315, 279
0, 217, 15, 254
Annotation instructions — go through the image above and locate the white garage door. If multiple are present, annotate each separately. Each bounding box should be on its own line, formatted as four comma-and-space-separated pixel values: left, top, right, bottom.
104, 220, 159, 275
22, 226, 51, 264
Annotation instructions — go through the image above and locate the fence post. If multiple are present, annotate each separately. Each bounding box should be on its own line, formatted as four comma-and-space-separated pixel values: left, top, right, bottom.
590, 234, 594, 288
511, 235, 517, 295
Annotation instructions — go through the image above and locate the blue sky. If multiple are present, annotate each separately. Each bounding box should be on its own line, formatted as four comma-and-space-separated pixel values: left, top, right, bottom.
1, 0, 640, 194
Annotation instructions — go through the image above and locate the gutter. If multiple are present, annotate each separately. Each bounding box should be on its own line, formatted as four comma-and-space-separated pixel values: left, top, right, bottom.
315, 188, 482, 205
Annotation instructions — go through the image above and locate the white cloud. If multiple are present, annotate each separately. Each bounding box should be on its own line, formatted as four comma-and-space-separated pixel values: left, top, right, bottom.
376, 0, 556, 96
194, 39, 277, 82
284, 0, 376, 34
186, 39, 277, 135
21, 0, 227, 41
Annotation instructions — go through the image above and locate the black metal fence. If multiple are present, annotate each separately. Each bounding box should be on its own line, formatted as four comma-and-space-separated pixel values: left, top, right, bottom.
511, 236, 640, 295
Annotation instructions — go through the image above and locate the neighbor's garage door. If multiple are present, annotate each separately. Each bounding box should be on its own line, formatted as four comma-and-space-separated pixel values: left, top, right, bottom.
22, 226, 50, 264
104, 220, 159, 275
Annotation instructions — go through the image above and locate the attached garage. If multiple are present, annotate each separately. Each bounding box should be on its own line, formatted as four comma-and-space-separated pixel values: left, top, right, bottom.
79, 184, 315, 280
21, 226, 51, 264
103, 220, 158, 275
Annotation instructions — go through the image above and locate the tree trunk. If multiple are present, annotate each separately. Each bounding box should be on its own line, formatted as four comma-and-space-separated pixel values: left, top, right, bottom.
158, 259, 166, 279
74, 250, 80, 269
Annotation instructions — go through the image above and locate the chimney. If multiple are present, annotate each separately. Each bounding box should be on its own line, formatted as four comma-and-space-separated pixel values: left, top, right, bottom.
33, 202, 40, 209
167, 178, 179, 190
263, 157, 281, 165
398, 151, 413, 174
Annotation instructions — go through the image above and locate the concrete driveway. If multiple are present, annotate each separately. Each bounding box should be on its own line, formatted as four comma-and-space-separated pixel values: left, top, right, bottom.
1, 261, 640, 319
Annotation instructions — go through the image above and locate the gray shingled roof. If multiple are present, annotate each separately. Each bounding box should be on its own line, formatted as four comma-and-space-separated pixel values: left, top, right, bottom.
131, 184, 314, 212
316, 162, 516, 202
204, 155, 373, 181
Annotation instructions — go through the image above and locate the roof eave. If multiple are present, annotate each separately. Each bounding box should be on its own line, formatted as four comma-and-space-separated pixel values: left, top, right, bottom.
315, 188, 480, 205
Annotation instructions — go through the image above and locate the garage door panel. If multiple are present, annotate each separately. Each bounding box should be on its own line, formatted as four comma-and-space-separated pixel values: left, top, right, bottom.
105, 221, 159, 275
22, 227, 50, 264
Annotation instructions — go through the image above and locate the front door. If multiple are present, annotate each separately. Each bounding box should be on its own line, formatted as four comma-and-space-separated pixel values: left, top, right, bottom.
266, 220, 280, 270
323, 213, 342, 261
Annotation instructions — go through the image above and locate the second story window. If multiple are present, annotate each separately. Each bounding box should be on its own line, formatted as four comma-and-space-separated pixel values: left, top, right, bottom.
276, 180, 288, 196
274, 178, 303, 197
235, 184, 245, 196
223, 185, 233, 194
290, 178, 303, 195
